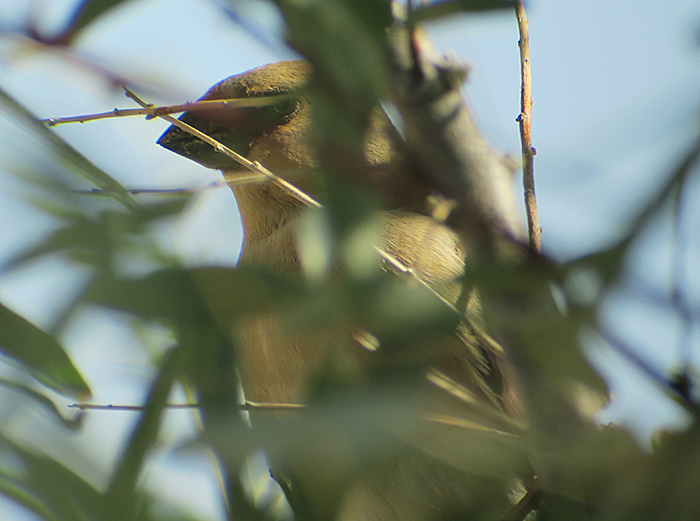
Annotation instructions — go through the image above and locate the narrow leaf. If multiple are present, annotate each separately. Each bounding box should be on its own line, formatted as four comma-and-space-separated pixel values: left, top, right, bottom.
106, 345, 183, 518
61, 0, 132, 42
0, 378, 84, 429
0, 86, 137, 209
0, 302, 91, 399
411, 0, 516, 23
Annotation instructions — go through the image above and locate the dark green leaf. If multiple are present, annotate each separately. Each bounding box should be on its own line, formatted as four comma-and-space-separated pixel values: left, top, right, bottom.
0, 474, 61, 521
60, 0, 133, 43
410, 0, 516, 23
192, 266, 306, 325
106, 345, 183, 518
0, 431, 105, 521
0, 302, 90, 399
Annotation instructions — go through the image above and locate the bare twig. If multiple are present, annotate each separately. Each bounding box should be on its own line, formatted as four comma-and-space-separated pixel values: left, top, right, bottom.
515, 1, 540, 252
41, 96, 290, 127
69, 401, 306, 412
72, 174, 273, 196
74, 181, 227, 196
69, 401, 516, 434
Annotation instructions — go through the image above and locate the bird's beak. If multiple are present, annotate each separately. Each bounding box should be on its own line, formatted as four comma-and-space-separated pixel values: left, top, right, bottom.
157, 106, 258, 170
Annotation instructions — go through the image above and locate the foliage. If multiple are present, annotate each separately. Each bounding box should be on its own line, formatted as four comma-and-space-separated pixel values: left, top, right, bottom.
0, 1, 698, 520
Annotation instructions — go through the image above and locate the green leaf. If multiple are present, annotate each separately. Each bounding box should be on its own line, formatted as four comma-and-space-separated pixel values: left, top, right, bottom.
0, 431, 105, 521
0, 302, 91, 399
3, 199, 190, 272
60, 0, 133, 43
0, 378, 84, 429
0, 86, 137, 210
410, 0, 516, 23
3, 215, 112, 272
191, 266, 306, 325
106, 345, 183, 519
0, 474, 61, 521
276, 0, 392, 110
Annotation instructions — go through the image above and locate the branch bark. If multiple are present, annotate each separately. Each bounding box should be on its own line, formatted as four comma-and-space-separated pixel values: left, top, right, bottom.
515, 1, 540, 252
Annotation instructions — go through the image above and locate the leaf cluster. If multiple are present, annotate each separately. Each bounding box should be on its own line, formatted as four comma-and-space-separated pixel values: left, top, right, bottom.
0, 1, 698, 521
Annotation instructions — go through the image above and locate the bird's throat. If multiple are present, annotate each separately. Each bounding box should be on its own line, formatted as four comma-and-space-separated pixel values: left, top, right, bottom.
224, 171, 306, 247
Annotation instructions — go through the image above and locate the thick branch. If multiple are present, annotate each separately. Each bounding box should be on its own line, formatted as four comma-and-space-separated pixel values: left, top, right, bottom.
387, 27, 525, 257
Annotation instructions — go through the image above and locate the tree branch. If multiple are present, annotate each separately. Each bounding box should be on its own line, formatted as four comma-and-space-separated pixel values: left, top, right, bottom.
515, 1, 540, 252
42, 95, 290, 127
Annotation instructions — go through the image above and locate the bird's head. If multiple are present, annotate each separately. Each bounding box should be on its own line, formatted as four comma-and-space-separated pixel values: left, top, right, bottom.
158, 60, 314, 173
157, 61, 420, 242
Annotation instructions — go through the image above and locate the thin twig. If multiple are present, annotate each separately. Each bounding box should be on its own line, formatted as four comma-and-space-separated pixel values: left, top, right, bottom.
41, 96, 290, 127
74, 173, 273, 196
69, 401, 515, 434
515, 1, 540, 252
74, 180, 227, 196
69, 401, 306, 412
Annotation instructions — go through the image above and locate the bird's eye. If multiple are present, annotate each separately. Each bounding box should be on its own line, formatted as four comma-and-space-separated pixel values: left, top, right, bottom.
272, 99, 299, 117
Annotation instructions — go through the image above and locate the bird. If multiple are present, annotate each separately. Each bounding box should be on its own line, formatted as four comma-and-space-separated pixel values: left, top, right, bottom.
158, 60, 528, 520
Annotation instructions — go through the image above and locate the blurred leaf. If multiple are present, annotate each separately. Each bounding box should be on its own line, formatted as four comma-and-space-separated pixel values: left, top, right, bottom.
0, 474, 59, 521
106, 345, 183, 519
276, 0, 392, 152
410, 0, 516, 23
83, 266, 265, 517
192, 266, 307, 324
60, 0, 133, 44
4, 214, 113, 272
4, 198, 189, 272
85, 266, 305, 327
202, 387, 423, 519
0, 378, 84, 429
568, 136, 700, 287
0, 302, 90, 399
277, 0, 392, 78
397, 414, 530, 479
85, 268, 213, 324
0, 431, 105, 521
0, 86, 137, 210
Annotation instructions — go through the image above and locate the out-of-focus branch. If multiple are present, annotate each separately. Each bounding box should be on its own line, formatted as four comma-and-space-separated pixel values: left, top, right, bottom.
669, 165, 694, 394
387, 27, 525, 257
515, 1, 540, 252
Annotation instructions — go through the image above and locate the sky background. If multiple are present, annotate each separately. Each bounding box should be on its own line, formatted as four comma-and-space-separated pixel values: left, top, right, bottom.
0, 0, 699, 519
